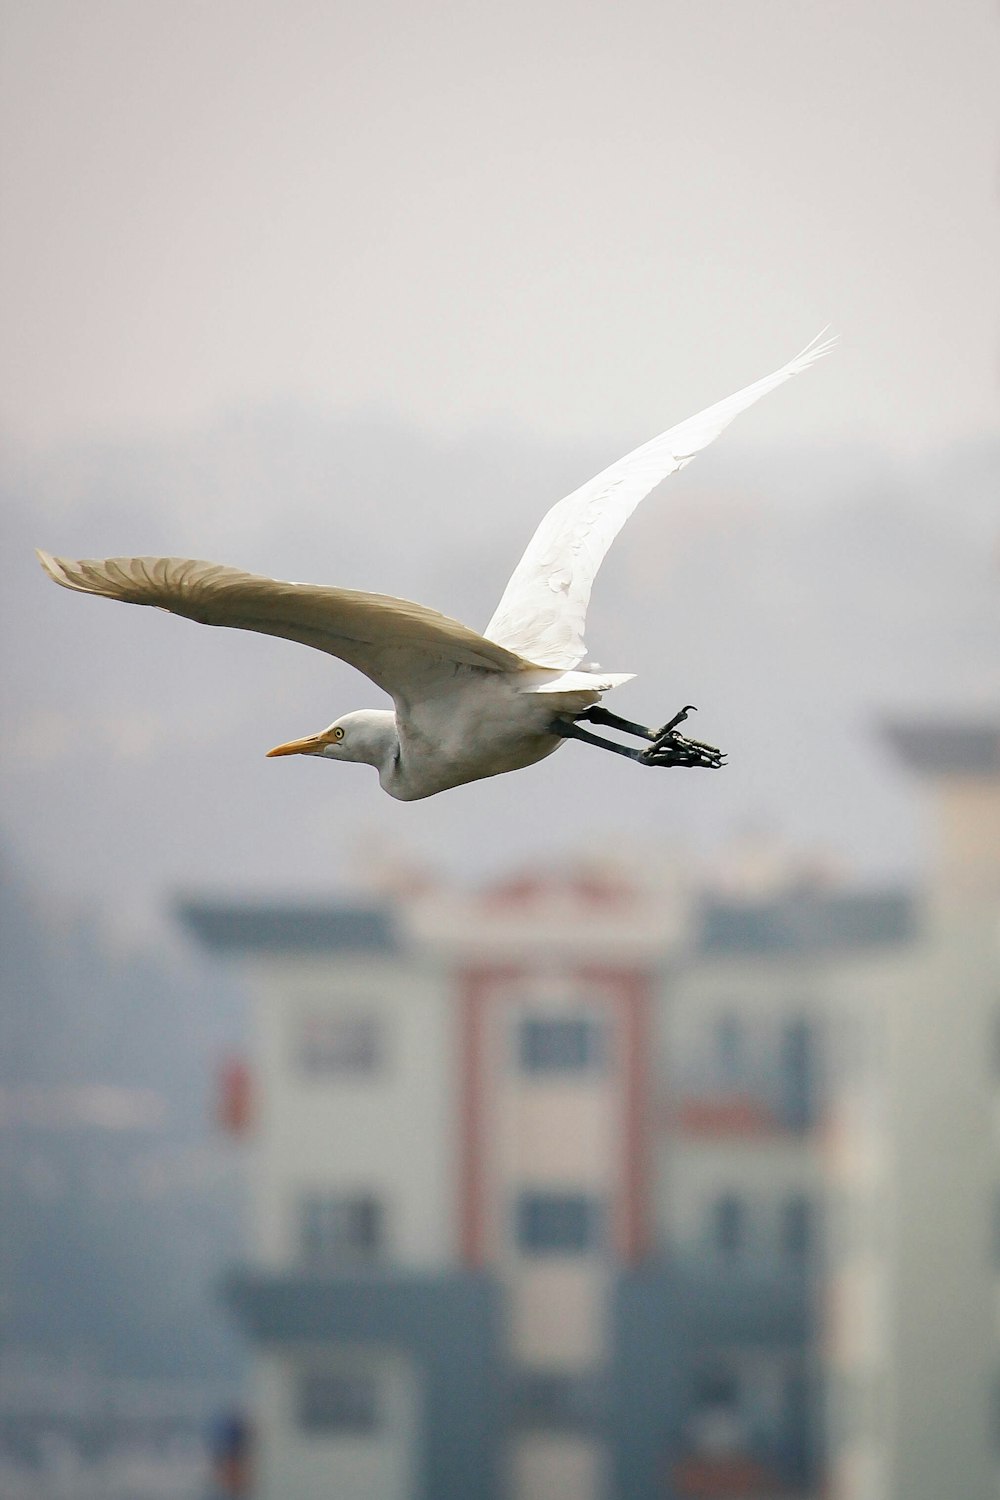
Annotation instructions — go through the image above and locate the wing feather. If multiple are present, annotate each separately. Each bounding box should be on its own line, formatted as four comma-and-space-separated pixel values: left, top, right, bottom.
484, 331, 837, 668
36, 551, 528, 700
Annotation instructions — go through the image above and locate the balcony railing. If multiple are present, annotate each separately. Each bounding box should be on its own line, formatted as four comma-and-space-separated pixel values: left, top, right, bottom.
673, 1442, 810, 1497
668, 1081, 818, 1138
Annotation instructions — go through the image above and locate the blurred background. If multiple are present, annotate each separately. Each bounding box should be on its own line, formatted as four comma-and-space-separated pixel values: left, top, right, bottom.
1, 1, 997, 1497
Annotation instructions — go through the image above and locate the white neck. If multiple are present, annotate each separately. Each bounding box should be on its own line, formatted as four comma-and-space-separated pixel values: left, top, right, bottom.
322, 709, 401, 788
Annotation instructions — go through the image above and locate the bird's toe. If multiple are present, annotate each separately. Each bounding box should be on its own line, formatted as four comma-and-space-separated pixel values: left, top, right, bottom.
639, 731, 726, 769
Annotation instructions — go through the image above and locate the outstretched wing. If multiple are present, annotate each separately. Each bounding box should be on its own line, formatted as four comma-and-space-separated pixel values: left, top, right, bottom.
484, 331, 837, 669
37, 552, 528, 704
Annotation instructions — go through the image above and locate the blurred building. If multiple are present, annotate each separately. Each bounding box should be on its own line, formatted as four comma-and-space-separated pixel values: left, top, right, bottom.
649, 882, 912, 1500
181, 858, 880, 1500
823, 720, 1000, 1500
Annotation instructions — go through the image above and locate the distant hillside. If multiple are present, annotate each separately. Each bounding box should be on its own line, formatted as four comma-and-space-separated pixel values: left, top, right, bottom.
0, 851, 246, 1379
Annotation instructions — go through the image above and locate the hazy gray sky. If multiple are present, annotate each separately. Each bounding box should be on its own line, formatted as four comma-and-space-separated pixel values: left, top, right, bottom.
2, 0, 997, 454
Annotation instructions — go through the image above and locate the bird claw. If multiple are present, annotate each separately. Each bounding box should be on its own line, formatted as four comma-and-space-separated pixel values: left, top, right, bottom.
639, 726, 726, 770
653, 704, 698, 738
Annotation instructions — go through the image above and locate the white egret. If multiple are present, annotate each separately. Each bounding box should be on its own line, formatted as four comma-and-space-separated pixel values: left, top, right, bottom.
37, 333, 834, 802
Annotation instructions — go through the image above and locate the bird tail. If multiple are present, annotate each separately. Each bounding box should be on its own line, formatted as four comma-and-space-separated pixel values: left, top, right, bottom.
516, 667, 636, 695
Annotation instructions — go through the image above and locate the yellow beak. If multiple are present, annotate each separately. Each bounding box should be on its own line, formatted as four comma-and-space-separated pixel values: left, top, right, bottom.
265, 730, 333, 758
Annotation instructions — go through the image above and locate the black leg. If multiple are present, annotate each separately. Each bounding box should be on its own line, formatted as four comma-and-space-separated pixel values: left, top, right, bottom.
552, 719, 642, 761
577, 703, 699, 742
553, 715, 726, 770
577, 705, 659, 741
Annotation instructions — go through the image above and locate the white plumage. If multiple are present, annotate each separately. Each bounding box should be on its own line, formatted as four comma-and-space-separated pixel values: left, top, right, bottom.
38, 332, 834, 801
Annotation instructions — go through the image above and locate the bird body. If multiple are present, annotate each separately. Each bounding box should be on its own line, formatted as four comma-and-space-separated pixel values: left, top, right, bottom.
309, 680, 598, 802
397, 675, 617, 799
38, 333, 834, 800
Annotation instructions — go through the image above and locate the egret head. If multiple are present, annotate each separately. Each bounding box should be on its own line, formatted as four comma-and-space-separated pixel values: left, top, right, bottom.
266, 710, 395, 767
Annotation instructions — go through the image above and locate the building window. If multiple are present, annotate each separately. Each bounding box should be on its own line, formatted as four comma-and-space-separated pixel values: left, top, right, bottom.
511, 1369, 603, 1431
516, 1191, 600, 1254
297, 1012, 383, 1075
712, 1193, 745, 1257
298, 1367, 379, 1433
782, 1193, 812, 1257
300, 1193, 383, 1267
715, 1014, 744, 1084
783, 1365, 810, 1477
692, 1365, 739, 1413
688, 1364, 743, 1454
518, 1016, 603, 1074
780, 1017, 816, 1129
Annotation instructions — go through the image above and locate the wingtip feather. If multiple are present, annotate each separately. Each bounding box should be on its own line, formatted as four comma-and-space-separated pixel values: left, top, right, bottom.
36, 548, 74, 587
786, 327, 839, 374
36, 549, 116, 599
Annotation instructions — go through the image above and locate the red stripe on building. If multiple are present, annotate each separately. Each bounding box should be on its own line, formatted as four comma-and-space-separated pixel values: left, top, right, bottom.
622, 970, 651, 1263
578, 965, 653, 1264
459, 971, 486, 1267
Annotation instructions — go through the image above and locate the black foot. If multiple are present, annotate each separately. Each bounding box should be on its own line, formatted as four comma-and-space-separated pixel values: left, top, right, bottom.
639, 720, 726, 770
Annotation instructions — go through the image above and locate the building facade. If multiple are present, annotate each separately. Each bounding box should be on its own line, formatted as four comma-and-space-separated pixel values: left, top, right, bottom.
183, 903, 495, 1500
185, 863, 910, 1500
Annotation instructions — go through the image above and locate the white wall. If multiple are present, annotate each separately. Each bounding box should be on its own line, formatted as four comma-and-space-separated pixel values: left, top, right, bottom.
249, 953, 457, 1270
825, 922, 998, 1500
510, 1435, 604, 1500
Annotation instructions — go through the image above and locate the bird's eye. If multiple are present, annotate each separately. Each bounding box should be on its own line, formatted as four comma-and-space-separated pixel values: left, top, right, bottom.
333, 727, 345, 740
